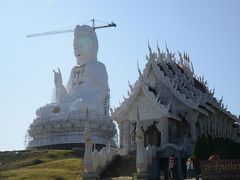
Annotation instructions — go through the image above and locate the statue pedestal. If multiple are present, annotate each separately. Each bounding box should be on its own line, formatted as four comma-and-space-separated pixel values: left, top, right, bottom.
83, 172, 99, 180
137, 172, 148, 180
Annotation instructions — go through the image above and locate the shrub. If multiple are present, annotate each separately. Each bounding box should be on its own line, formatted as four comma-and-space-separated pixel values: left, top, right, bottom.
54, 176, 66, 180
194, 135, 240, 159
32, 159, 44, 165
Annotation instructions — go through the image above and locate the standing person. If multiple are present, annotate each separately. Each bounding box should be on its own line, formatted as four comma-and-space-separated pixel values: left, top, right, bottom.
168, 153, 176, 179
192, 156, 201, 180
186, 158, 193, 179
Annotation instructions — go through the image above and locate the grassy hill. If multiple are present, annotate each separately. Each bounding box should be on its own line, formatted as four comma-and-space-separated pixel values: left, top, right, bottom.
0, 149, 84, 180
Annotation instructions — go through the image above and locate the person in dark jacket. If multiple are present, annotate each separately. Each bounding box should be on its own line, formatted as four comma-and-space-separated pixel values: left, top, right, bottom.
168, 153, 177, 179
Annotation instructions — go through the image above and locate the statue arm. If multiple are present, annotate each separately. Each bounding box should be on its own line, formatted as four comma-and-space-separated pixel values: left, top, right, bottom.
53, 68, 63, 88
53, 68, 70, 103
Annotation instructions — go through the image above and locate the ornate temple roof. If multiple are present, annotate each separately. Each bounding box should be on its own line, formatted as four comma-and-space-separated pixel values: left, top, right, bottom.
113, 45, 238, 121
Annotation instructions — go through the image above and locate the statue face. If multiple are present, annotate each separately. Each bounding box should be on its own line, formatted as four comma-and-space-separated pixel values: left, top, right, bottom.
74, 36, 93, 57
74, 25, 98, 64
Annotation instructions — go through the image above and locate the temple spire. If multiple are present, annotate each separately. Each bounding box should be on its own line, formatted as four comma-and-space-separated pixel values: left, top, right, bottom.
85, 108, 90, 133
147, 40, 152, 55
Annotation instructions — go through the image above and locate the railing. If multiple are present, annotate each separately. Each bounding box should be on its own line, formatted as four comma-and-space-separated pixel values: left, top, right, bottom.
92, 146, 118, 174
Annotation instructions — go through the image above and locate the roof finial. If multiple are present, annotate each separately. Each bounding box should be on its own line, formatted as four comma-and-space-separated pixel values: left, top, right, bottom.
165, 40, 169, 54
157, 40, 160, 55
128, 80, 133, 92
191, 61, 194, 73
136, 106, 141, 127
178, 51, 183, 64
147, 39, 153, 61
85, 108, 90, 133
147, 39, 152, 54
123, 95, 126, 101
137, 60, 142, 77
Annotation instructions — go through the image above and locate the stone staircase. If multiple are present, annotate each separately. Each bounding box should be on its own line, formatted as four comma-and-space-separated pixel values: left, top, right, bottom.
100, 151, 136, 179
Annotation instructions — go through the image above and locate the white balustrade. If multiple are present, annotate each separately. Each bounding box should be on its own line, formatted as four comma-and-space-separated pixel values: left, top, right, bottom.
91, 146, 119, 174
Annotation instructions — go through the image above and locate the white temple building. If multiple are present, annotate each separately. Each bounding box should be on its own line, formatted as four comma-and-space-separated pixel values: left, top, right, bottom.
27, 25, 116, 149
109, 45, 240, 179
112, 44, 240, 157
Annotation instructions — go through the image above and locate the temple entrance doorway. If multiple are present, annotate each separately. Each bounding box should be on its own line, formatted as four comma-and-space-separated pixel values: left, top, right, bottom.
144, 125, 160, 147
158, 144, 185, 180
158, 157, 169, 180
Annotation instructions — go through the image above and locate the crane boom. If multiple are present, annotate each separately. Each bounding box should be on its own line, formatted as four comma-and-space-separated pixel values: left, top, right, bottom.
93, 22, 116, 30
27, 29, 74, 38
27, 19, 116, 38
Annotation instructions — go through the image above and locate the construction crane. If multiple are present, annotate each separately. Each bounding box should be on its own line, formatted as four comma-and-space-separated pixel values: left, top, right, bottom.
26, 19, 116, 38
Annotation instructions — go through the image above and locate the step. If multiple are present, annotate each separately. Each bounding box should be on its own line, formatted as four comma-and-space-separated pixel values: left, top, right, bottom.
101, 177, 133, 180
100, 152, 137, 179
112, 176, 133, 180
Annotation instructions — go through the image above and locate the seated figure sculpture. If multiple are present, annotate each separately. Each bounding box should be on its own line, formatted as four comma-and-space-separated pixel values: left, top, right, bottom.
28, 25, 116, 149
36, 25, 109, 117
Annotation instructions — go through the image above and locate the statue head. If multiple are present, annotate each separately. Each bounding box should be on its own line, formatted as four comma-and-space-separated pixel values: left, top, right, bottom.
74, 25, 98, 65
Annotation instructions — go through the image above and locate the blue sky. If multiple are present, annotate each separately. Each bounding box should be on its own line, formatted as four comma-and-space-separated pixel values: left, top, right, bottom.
0, 0, 240, 151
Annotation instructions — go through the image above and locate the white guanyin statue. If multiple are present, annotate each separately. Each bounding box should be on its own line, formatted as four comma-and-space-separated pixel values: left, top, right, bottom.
36, 25, 109, 117
28, 25, 116, 149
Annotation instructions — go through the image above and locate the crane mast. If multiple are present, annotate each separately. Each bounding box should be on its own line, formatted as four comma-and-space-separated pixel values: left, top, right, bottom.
27, 19, 116, 38
91, 19, 116, 30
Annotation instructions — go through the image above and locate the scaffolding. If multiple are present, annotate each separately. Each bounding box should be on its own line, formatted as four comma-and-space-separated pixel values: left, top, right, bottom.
26, 110, 117, 149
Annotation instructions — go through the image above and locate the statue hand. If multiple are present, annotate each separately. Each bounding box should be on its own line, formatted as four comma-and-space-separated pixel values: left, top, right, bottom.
53, 68, 63, 87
